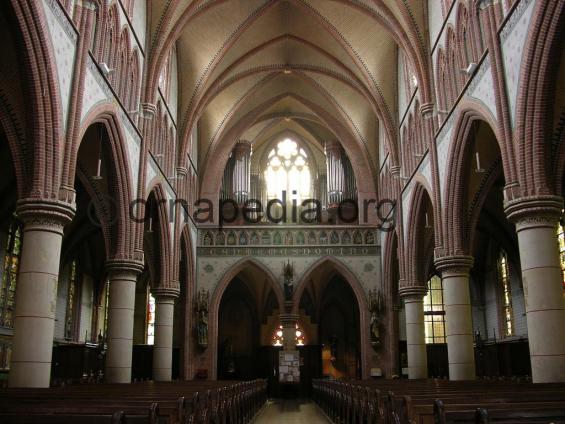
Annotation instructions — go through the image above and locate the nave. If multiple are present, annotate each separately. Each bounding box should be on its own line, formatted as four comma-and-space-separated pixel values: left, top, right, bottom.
254, 400, 330, 424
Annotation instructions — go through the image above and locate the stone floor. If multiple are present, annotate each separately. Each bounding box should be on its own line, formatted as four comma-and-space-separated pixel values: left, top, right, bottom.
253, 399, 331, 423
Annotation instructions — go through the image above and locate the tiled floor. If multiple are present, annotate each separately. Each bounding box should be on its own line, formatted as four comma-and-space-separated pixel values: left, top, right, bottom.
253, 399, 331, 423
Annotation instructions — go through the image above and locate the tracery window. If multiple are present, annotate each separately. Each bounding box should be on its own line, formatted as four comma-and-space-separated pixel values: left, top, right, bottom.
424, 275, 446, 344
498, 251, 514, 337
0, 216, 22, 329
265, 138, 311, 202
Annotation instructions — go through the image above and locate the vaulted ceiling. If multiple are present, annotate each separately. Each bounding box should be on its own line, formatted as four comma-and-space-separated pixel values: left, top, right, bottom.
147, 0, 429, 196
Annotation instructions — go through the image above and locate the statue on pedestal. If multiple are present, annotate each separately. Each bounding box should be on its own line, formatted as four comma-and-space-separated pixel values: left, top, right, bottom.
195, 289, 209, 349
368, 289, 384, 349
283, 260, 294, 301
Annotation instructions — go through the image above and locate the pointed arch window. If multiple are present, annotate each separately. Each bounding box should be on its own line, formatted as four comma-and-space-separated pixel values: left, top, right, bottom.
64, 259, 80, 341
498, 250, 514, 337
264, 138, 311, 202
0, 216, 22, 329
424, 275, 446, 344
147, 291, 156, 345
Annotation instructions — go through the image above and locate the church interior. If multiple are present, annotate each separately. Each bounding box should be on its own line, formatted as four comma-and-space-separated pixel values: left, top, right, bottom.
0, 0, 565, 422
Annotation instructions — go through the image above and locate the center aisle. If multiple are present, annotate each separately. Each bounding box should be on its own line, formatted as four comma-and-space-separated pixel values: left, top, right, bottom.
253, 399, 331, 424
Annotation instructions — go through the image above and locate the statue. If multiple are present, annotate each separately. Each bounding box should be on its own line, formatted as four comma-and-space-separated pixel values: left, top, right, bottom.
368, 289, 384, 349
195, 289, 209, 349
283, 260, 294, 301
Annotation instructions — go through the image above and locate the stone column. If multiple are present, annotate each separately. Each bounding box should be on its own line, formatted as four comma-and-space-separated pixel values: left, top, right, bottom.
152, 288, 179, 381
104, 259, 144, 383
505, 195, 565, 383
9, 199, 75, 388
435, 255, 476, 380
400, 286, 428, 379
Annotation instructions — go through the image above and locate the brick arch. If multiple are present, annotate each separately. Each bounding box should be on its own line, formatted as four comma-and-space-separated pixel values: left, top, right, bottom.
405, 181, 435, 286
514, 0, 565, 195
145, 183, 173, 289
103, 3, 120, 86
381, 227, 401, 377
8, 0, 64, 199
179, 224, 197, 380
72, 107, 137, 260
291, 255, 370, 379
442, 103, 506, 256
208, 257, 285, 379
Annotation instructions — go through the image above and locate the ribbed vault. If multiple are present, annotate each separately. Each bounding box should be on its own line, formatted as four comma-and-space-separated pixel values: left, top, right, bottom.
145, 0, 429, 200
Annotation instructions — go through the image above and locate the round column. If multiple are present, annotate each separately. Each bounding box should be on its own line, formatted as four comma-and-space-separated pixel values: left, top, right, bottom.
435, 255, 476, 380
400, 285, 428, 379
152, 288, 179, 381
506, 195, 565, 383
9, 200, 75, 388
104, 259, 144, 383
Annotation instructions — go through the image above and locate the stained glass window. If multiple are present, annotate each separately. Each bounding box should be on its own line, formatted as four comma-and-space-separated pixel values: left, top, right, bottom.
0, 217, 22, 329
65, 260, 79, 340
265, 138, 311, 202
147, 292, 156, 345
498, 251, 513, 337
424, 275, 446, 344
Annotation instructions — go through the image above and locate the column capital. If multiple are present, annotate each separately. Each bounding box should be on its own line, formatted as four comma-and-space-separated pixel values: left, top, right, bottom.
419, 102, 435, 118
140, 102, 157, 117
434, 255, 474, 275
390, 165, 401, 177
398, 283, 427, 300
152, 287, 180, 299
16, 198, 75, 231
105, 258, 144, 275
504, 195, 563, 228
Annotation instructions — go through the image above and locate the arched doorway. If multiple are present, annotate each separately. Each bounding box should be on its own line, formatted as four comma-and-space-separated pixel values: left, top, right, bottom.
217, 276, 260, 380
211, 259, 284, 381
294, 258, 369, 380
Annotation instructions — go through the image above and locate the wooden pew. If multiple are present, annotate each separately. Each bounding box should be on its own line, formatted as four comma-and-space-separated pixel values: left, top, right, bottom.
312, 378, 565, 424
0, 379, 268, 424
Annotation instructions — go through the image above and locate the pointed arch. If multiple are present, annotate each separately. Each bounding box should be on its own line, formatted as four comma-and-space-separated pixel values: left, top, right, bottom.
208, 257, 285, 379
443, 102, 506, 255
292, 256, 370, 378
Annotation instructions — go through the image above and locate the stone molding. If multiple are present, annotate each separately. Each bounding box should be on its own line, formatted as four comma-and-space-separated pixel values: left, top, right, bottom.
398, 281, 427, 299
504, 195, 563, 228
435, 254, 474, 275
105, 258, 145, 276
152, 287, 181, 299
16, 198, 76, 232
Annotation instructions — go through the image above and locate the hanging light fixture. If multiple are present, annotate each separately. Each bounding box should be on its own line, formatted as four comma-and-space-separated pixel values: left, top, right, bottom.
475, 151, 485, 173
92, 127, 103, 181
